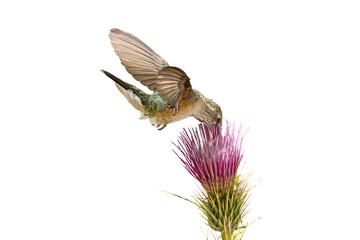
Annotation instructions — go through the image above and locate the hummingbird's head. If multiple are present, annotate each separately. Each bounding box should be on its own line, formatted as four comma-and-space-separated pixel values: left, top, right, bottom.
206, 98, 223, 125
193, 96, 222, 126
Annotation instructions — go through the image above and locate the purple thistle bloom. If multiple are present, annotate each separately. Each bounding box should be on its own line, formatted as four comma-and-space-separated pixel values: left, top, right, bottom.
174, 122, 246, 192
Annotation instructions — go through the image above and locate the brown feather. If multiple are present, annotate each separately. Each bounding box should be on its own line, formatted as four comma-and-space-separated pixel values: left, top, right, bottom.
109, 28, 192, 113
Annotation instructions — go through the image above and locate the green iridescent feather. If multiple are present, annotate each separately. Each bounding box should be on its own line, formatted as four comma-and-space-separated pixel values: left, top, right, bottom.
130, 86, 170, 117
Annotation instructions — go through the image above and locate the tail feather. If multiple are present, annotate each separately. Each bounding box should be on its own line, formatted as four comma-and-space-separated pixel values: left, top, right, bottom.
101, 69, 146, 113
101, 70, 131, 90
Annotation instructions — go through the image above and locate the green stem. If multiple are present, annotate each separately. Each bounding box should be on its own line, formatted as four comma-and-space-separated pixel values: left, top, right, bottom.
220, 230, 234, 240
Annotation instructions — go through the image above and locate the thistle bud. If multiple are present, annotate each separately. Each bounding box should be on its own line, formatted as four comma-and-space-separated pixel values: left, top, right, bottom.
174, 122, 251, 239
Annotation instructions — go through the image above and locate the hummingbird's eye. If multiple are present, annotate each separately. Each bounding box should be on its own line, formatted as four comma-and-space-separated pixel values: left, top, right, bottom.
217, 118, 221, 124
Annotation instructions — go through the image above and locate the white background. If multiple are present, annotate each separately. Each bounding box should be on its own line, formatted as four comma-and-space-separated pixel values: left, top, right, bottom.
1, 0, 359, 239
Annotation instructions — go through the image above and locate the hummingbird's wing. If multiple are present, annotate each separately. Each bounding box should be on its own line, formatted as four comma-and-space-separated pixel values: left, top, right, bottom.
109, 28, 192, 113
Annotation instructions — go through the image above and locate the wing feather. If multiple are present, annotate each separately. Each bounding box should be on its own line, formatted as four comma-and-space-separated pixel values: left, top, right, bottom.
109, 28, 192, 113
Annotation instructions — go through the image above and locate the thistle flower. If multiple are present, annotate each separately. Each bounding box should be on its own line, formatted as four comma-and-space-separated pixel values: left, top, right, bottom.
174, 122, 245, 192
174, 122, 250, 240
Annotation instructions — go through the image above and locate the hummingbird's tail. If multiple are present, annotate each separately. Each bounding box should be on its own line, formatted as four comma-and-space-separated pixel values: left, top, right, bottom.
101, 69, 147, 114
101, 69, 131, 90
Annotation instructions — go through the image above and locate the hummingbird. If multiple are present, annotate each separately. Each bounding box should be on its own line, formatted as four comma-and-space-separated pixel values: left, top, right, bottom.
102, 28, 222, 130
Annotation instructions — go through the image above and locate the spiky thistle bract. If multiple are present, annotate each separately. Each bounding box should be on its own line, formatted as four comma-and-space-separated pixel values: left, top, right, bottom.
195, 175, 251, 240
173, 122, 251, 240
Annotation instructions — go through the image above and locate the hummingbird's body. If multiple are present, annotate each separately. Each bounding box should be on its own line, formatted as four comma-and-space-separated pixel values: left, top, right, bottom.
102, 29, 222, 130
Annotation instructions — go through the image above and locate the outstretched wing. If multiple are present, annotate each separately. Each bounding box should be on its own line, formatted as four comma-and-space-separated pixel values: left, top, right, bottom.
109, 28, 192, 113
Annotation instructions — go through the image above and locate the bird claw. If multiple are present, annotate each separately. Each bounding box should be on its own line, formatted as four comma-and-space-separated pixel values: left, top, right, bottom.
156, 124, 167, 130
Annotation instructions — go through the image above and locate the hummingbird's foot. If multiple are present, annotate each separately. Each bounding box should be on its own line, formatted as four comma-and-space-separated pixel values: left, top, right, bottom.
157, 124, 167, 130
